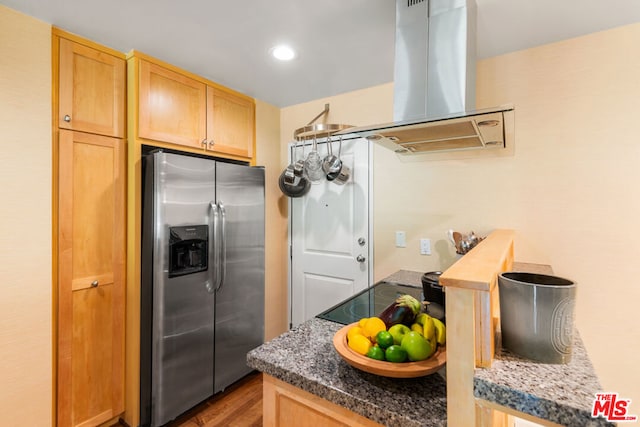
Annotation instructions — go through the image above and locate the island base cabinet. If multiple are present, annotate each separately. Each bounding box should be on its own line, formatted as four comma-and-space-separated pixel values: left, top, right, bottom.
263, 375, 383, 427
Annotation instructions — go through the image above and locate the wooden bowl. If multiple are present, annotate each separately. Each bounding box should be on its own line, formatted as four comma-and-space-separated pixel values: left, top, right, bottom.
332, 322, 446, 378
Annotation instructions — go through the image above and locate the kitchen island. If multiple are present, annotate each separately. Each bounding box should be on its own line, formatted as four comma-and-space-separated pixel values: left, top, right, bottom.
247, 317, 447, 427
249, 254, 611, 426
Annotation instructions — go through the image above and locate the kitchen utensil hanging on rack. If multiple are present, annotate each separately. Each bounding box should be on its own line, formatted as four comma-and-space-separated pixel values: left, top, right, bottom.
322, 136, 341, 176
327, 136, 350, 185
279, 142, 310, 197
278, 103, 353, 197
304, 137, 325, 182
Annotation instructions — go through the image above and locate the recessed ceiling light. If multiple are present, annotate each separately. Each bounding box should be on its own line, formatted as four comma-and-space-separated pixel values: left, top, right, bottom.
270, 45, 296, 61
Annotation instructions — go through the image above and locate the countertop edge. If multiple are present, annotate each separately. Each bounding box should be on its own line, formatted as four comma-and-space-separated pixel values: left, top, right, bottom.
473, 378, 614, 427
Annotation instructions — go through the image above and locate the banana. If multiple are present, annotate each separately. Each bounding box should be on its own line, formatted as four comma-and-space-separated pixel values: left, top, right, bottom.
416, 313, 436, 341
428, 335, 437, 357
432, 318, 446, 346
415, 313, 429, 325
411, 323, 423, 335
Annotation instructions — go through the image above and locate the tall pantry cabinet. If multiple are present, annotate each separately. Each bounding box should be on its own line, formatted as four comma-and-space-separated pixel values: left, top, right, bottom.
53, 29, 126, 427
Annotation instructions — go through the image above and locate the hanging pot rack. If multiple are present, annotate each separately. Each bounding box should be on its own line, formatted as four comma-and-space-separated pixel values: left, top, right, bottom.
293, 103, 353, 142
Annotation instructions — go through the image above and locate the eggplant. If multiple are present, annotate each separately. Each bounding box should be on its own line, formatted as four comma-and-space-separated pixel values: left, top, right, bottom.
378, 294, 421, 329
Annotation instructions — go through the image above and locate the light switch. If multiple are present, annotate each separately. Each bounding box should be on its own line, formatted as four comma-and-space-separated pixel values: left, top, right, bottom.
420, 238, 431, 255
395, 231, 406, 248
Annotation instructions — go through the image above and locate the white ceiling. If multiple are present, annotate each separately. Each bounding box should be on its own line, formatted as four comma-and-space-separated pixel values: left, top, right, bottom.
3, 0, 640, 107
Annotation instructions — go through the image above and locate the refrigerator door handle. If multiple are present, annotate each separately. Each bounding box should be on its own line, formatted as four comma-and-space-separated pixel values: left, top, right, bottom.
208, 201, 219, 293
216, 201, 227, 292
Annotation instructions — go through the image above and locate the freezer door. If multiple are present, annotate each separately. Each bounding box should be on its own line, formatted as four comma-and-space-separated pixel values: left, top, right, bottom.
151, 152, 217, 426
214, 162, 265, 393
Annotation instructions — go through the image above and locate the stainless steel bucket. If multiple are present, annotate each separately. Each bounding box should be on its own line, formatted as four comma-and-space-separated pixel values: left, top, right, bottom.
498, 272, 576, 364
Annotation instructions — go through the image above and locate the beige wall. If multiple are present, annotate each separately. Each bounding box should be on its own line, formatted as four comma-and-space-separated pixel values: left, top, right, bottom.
255, 99, 289, 340
2, 1, 638, 420
281, 24, 640, 408
0, 5, 52, 426
473, 24, 640, 405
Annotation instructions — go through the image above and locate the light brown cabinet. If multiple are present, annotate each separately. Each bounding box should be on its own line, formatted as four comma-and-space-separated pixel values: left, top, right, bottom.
206, 86, 254, 158
57, 130, 126, 427
58, 37, 126, 138
263, 375, 382, 427
54, 29, 126, 427
137, 57, 255, 159
137, 59, 206, 148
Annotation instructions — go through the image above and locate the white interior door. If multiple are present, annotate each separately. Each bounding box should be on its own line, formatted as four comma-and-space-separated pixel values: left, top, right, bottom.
290, 137, 372, 327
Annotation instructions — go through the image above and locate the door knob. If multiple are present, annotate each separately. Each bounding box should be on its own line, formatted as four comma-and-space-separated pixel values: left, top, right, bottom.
356, 254, 365, 263
201, 138, 208, 147
91, 280, 99, 288
208, 139, 215, 148
358, 237, 366, 246
63, 115, 71, 122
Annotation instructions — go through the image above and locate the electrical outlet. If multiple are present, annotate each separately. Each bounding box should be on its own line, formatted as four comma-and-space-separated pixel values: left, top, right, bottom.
420, 238, 431, 255
395, 231, 406, 248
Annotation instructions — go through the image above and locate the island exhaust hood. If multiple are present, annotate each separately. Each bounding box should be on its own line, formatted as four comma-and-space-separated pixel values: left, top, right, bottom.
337, 0, 513, 155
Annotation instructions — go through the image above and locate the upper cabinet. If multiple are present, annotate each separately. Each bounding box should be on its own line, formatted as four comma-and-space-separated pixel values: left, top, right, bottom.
134, 55, 255, 161
58, 37, 126, 138
138, 60, 207, 148
207, 86, 255, 159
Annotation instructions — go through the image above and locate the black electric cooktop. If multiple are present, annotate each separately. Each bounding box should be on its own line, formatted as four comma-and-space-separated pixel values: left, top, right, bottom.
317, 281, 438, 325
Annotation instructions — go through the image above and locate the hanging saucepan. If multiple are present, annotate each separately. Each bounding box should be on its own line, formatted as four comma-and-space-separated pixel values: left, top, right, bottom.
279, 168, 310, 197
279, 142, 311, 197
283, 141, 302, 185
292, 140, 306, 182
326, 136, 350, 185
322, 136, 341, 176
331, 164, 350, 185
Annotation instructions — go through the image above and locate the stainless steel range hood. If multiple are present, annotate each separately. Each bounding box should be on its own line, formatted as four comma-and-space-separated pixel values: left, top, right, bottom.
337, 0, 513, 155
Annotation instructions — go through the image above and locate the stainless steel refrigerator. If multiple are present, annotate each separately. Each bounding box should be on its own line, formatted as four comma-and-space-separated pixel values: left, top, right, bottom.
140, 150, 265, 427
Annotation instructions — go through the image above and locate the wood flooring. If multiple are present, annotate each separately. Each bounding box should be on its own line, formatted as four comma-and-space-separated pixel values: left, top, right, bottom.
166, 371, 263, 427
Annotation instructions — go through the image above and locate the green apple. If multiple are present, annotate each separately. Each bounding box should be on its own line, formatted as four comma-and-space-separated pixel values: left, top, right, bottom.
388, 324, 411, 345
401, 331, 433, 361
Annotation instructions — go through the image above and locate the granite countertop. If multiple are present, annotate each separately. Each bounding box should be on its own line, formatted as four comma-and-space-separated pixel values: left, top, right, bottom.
472, 263, 613, 426
383, 269, 424, 288
247, 317, 447, 427
248, 267, 612, 427
475, 334, 613, 426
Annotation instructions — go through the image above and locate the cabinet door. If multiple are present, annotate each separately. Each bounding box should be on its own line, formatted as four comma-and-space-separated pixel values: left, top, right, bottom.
263, 375, 383, 427
58, 130, 125, 427
58, 38, 125, 137
138, 60, 207, 148
207, 87, 254, 158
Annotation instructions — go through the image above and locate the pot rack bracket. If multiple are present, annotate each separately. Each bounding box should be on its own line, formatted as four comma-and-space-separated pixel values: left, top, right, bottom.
293, 103, 353, 142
